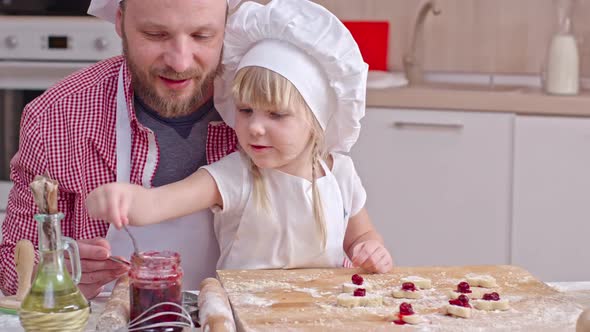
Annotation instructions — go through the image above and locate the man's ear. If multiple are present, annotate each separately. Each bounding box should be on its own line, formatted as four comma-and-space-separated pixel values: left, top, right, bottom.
115, 7, 123, 38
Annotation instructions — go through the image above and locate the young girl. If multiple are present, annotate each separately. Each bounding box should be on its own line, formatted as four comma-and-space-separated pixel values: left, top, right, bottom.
87, 0, 393, 273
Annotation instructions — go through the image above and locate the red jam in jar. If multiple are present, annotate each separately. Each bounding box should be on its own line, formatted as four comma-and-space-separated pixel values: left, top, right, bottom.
129, 251, 184, 332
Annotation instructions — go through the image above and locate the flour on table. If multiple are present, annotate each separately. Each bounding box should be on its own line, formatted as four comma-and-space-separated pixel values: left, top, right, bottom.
232, 294, 275, 307
222, 280, 293, 292
292, 287, 324, 298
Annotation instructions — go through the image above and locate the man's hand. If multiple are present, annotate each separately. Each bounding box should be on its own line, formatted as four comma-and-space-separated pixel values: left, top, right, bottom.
351, 239, 393, 274
65, 237, 129, 299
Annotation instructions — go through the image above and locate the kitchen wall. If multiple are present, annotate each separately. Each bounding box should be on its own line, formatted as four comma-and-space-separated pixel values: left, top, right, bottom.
253, 0, 590, 76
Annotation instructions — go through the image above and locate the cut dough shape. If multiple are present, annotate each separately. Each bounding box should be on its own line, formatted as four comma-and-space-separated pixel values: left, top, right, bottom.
336, 293, 383, 307
445, 304, 472, 318
465, 273, 498, 288
393, 312, 423, 325
336, 293, 360, 308
342, 282, 372, 293
393, 303, 423, 325
393, 282, 423, 299
361, 294, 383, 307
400, 276, 432, 289
392, 289, 422, 299
473, 299, 510, 311
448, 286, 487, 300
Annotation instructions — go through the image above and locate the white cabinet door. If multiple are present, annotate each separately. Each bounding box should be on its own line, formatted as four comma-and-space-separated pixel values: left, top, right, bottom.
0, 213, 4, 242
0, 182, 11, 210
0, 181, 11, 244
350, 108, 513, 266
512, 116, 590, 281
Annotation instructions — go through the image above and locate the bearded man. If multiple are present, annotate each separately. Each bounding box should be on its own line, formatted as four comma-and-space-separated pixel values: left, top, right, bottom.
0, 0, 236, 299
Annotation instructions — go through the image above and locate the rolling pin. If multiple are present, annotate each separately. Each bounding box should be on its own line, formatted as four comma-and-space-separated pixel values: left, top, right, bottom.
198, 278, 236, 332
578, 308, 590, 332
95, 275, 130, 331
0, 239, 35, 313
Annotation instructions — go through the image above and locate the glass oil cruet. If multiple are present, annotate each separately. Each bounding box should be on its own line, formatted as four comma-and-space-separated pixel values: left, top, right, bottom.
19, 175, 89, 332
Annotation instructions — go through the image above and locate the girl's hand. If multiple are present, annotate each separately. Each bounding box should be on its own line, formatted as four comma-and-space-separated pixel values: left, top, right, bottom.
351, 239, 393, 273
86, 183, 139, 229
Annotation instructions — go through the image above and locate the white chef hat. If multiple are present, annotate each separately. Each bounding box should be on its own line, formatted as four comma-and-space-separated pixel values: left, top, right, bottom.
214, 0, 368, 153
88, 0, 241, 23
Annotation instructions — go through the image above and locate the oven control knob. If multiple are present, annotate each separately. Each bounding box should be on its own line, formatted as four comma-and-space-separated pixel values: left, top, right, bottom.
5, 36, 18, 49
94, 37, 109, 51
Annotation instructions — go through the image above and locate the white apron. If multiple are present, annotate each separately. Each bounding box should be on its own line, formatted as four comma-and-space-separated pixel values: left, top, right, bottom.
106, 66, 219, 290
219, 160, 347, 270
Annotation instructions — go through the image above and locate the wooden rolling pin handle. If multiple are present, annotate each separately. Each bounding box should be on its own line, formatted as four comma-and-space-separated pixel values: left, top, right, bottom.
14, 239, 35, 301
577, 308, 590, 332
198, 278, 236, 332
208, 315, 234, 332
95, 275, 130, 331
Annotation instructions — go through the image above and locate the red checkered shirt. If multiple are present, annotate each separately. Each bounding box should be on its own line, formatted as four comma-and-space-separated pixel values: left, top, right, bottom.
0, 56, 237, 295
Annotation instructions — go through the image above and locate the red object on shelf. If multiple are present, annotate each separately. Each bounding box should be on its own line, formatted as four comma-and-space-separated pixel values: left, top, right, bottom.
342, 21, 389, 71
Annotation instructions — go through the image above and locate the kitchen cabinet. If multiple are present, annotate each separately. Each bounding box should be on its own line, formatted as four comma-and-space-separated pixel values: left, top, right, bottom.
351, 108, 513, 267
512, 115, 590, 281
0, 182, 10, 208
0, 182, 11, 243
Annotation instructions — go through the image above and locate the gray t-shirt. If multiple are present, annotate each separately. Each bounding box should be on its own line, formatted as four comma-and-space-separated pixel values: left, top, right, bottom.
134, 97, 222, 187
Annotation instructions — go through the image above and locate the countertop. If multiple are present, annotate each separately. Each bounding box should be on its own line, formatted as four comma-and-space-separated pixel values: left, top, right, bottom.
367, 85, 590, 117
0, 282, 588, 331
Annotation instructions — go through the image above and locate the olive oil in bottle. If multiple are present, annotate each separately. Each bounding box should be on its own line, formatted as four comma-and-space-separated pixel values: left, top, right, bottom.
19, 213, 89, 332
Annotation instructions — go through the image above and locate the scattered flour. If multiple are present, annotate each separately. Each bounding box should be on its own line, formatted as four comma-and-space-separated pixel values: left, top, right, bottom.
292, 287, 323, 298
232, 294, 275, 307
223, 280, 293, 293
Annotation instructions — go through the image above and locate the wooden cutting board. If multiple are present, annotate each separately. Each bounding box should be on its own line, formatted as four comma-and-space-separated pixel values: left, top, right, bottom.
217, 265, 585, 331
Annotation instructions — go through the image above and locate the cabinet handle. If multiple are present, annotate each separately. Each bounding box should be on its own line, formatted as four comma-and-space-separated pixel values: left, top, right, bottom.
392, 120, 464, 130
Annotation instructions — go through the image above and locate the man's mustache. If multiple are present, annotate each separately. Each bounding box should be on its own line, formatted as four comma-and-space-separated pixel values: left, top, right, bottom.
154, 68, 202, 81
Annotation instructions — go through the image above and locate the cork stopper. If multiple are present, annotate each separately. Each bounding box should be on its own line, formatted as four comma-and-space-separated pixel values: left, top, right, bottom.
29, 174, 59, 214
30, 174, 60, 250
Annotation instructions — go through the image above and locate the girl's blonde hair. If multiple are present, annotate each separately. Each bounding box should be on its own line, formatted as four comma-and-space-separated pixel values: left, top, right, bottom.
232, 66, 328, 249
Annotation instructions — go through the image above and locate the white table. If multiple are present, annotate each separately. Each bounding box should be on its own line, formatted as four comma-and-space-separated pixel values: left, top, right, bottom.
547, 281, 590, 308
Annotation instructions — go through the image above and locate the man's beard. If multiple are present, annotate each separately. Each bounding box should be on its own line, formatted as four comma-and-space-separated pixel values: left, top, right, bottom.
123, 36, 223, 118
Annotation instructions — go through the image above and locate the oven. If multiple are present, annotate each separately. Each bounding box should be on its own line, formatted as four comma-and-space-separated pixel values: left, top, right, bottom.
0, 9, 122, 217
0, 1, 92, 16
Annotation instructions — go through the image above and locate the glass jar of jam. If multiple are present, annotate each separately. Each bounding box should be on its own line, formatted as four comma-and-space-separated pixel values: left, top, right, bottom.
129, 251, 183, 332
